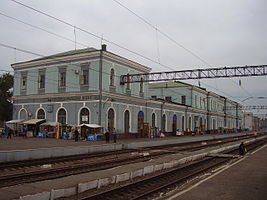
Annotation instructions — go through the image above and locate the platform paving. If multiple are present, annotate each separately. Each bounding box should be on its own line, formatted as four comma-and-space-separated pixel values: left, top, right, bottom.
0, 133, 253, 163
0, 133, 251, 152
168, 144, 267, 200
0, 135, 263, 200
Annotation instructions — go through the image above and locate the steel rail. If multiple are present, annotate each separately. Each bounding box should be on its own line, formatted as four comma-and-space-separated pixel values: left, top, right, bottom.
82, 138, 266, 200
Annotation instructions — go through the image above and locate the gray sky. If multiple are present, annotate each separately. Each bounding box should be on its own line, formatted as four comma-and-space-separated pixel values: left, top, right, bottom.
0, 0, 267, 115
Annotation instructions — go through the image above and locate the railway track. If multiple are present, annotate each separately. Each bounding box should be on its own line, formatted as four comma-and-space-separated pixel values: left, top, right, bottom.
80, 138, 266, 200
0, 135, 259, 188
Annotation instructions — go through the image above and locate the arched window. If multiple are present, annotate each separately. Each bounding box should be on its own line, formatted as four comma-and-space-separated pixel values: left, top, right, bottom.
137, 111, 144, 137
58, 108, 66, 125
182, 116, 185, 131
162, 114, 166, 131
213, 119, 216, 130
110, 68, 115, 86
152, 113, 156, 127
108, 108, 115, 132
124, 110, 130, 134
80, 108, 89, 124
172, 114, 177, 133
37, 109, 45, 119
19, 109, 27, 120
188, 117, 192, 130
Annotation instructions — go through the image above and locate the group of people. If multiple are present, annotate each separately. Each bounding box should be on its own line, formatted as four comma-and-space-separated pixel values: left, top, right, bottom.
104, 128, 117, 143
1, 127, 13, 139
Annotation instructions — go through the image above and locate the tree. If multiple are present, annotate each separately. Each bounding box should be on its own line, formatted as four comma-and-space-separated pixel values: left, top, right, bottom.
0, 73, 13, 124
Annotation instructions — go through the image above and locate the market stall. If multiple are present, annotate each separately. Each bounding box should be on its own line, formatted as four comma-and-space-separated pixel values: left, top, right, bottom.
21, 119, 46, 137
5, 119, 25, 136
39, 121, 61, 138
78, 124, 103, 141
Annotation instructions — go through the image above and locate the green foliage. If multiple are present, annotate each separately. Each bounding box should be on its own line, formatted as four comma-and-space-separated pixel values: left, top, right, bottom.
0, 73, 14, 121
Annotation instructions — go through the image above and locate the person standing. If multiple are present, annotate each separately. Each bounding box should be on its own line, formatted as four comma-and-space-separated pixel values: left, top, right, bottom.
23, 126, 28, 138
74, 128, 79, 142
239, 142, 246, 155
105, 129, 110, 143
112, 128, 117, 143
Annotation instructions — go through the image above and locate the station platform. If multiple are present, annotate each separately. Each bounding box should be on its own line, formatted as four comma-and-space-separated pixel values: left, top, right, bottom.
168, 143, 267, 200
0, 132, 251, 163
0, 134, 265, 200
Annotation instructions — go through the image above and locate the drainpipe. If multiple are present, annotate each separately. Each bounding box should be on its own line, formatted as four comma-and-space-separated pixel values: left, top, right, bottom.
98, 44, 105, 126
185, 106, 188, 130
207, 92, 210, 132
161, 101, 164, 130
238, 103, 240, 130
224, 98, 227, 128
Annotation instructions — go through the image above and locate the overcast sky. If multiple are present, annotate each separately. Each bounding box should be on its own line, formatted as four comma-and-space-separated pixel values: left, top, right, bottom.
0, 0, 266, 115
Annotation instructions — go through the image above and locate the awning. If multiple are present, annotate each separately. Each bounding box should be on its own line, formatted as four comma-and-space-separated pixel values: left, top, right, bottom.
22, 119, 46, 125
6, 119, 25, 124
78, 124, 102, 128
40, 121, 62, 127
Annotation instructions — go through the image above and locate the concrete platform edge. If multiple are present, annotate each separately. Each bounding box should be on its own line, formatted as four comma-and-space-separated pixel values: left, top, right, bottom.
17, 140, 259, 200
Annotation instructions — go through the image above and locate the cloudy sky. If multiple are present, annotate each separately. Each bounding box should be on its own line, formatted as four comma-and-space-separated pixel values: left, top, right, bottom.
1, 0, 266, 115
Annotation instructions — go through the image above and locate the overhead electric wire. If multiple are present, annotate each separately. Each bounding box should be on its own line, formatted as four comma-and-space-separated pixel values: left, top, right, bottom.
7, 0, 254, 103
112, 0, 212, 67
0, 12, 88, 48
112, 0, 255, 103
10, 0, 174, 71
0, 42, 42, 57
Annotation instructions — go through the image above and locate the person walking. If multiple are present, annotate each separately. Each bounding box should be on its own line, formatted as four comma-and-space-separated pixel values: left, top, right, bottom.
7, 128, 13, 139
74, 128, 79, 142
105, 129, 110, 143
239, 142, 247, 155
112, 128, 117, 143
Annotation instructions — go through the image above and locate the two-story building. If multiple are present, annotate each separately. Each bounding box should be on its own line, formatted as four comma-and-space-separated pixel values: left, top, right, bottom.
11, 45, 244, 137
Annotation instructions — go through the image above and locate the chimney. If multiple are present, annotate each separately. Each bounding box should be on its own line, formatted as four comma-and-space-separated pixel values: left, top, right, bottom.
101, 44, 107, 51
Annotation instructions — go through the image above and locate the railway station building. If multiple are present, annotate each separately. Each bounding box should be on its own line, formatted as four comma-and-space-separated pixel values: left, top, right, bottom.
11, 45, 243, 137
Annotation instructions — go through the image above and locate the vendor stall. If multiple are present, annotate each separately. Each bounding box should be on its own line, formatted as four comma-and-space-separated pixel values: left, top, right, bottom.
21, 119, 46, 137
5, 119, 25, 136
78, 124, 103, 141
39, 122, 62, 138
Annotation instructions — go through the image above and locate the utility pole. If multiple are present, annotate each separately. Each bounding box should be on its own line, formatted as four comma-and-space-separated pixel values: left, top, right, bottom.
98, 44, 106, 126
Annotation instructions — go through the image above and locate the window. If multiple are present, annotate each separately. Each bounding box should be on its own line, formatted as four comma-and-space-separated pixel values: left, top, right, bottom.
59, 72, 66, 87
110, 68, 115, 86
58, 108, 66, 125
182, 116, 185, 131
80, 70, 88, 85
181, 96, 186, 105
195, 95, 197, 107
162, 114, 166, 131
39, 74, 45, 89
37, 109, 45, 119
21, 76, 27, 90
80, 108, 89, 124
152, 113, 156, 127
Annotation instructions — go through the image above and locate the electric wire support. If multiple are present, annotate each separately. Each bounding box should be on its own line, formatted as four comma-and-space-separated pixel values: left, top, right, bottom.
120, 65, 267, 84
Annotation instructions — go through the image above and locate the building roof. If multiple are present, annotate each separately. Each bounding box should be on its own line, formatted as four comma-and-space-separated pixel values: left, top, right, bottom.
12, 48, 97, 66
11, 46, 151, 73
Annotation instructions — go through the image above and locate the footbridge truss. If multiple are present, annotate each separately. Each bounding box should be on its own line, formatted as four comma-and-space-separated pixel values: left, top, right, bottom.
120, 65, 267, 84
